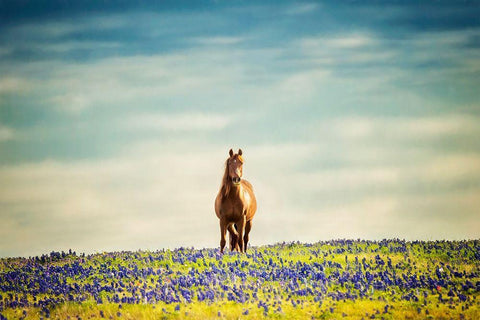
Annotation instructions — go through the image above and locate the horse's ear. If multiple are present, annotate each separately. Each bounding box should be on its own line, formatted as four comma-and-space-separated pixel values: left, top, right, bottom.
229, 149, 234, 157
238, 149, 243, 156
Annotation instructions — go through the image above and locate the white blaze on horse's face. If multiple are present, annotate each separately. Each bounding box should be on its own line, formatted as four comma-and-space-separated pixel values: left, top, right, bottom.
228, 154, 243, 186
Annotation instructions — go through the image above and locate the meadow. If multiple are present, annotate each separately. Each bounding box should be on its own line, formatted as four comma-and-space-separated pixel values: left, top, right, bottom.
0, 240, 479, 319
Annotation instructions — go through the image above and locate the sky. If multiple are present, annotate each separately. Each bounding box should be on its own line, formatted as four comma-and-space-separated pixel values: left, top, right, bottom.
1, 0, 479, 257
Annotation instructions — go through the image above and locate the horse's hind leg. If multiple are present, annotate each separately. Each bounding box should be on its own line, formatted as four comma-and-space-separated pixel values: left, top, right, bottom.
228, 228, 236, 251
236, 216, 246, 253
243, 220, 252, 253
228, 224, 239, 252
219, 219, 227, 253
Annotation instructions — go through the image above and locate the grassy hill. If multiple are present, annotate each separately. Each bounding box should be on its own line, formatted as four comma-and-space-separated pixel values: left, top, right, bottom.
1, 240, 479, 319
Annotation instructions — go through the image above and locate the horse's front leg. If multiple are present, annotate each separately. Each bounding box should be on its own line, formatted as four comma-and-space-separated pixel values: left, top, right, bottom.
236, 215, 246, 253
219, 218, 227, 253
243, 219, 252, 253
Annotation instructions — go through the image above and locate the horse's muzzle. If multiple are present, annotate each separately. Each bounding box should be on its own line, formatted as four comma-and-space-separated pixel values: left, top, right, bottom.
232, 177, 241, 185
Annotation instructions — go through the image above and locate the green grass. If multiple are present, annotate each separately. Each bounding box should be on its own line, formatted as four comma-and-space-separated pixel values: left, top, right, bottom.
1, 240, 479, 319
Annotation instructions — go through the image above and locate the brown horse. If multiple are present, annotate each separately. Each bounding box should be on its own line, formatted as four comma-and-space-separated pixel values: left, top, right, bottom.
215, 148, 257, 253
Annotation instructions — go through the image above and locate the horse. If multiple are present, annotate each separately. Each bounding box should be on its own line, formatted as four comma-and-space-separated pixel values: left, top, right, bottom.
215, 148, 257, 253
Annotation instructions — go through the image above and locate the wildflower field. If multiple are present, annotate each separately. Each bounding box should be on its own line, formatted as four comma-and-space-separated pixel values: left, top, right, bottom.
1, 240, 479, 319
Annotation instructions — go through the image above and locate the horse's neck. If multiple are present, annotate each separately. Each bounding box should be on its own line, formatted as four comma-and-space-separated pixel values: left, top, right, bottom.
224, 181, 242, 199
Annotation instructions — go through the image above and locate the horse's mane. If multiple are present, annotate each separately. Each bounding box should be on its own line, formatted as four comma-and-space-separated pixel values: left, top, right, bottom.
219, 159, 231, 199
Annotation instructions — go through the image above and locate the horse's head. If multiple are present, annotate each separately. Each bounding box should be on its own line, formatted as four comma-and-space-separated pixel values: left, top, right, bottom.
227, 148, 244, 186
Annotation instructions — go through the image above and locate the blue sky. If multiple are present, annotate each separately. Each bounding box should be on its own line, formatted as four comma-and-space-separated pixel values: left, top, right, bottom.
1, 1, 479, 257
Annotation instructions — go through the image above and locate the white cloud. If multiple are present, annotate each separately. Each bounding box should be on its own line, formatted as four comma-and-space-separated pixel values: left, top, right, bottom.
325, 114, 480, 140
7, 15, 127, 39
396, 115, 480, 136
37, 52, 255, 113
0, 126, 14, 141
8, 46, 308, 118
50, 93, 91, 113
284, 3, 319, 15
193, 36, 245, 46
125, 113, 232, 132
300, 33, 378, 51
0, 77, 32, 94
11, 22, 81, 38
408, 30, 475, 50
327, 35, 375, 49
423, 154, 480, 183
40, 41, 121, 53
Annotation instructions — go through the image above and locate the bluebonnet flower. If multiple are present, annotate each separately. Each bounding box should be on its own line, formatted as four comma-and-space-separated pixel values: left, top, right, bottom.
0, 240, 477, 317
